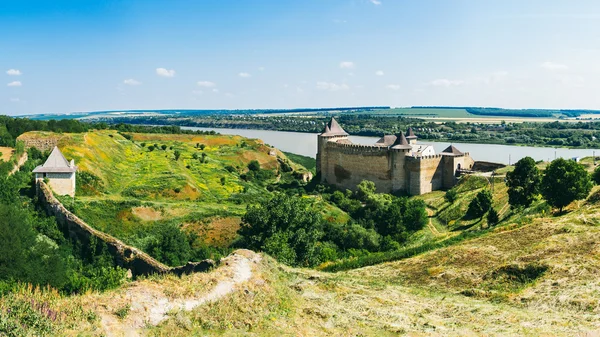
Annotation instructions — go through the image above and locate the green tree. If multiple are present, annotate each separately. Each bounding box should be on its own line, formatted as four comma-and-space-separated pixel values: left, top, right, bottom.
145, 224, 191, 266
356, 180, 376, 202
506, 157, 541, 208
174, 150, 181, 161
467, 190, 493, 218
592, 165, 600, 185
542, 158, 592, 213
238, 194, 323, 266
487, 208, 499, 226
248, 160, 260, 171
161, 144, 167, 151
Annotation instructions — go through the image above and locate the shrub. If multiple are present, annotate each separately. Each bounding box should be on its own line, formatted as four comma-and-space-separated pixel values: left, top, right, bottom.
248, 160, 260, 172
467, 190, 493, 218
445, 189, 457, 203
487, 208, 499, 226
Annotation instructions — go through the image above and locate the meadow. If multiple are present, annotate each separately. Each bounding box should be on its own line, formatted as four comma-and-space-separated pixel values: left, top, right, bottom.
22, 130, 315, 263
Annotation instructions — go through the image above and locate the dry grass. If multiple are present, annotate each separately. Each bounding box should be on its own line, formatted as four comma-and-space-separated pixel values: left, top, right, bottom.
0, 146, 13, 162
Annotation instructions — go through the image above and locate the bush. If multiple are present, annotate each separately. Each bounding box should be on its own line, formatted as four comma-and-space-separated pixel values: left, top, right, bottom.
467, 190, 493, 218
445, 189, 457, 203
238, 194, 323, 267
487, 208, 499, 226
143, 224, 191, 267
248, 160, 260, 172
76, 171, 105, 196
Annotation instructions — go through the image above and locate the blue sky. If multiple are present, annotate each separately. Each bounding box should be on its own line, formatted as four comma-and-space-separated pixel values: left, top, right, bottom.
2, 0, 600, 115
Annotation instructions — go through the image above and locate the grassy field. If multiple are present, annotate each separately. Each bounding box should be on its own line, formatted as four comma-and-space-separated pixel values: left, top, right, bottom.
21, 130, 316, 255
364, 108, 565, 123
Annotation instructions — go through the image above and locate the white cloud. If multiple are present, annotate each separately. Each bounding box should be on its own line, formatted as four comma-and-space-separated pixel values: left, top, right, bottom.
339, 61, 355, 69
212, 88, 220, 93
156, 68, 176, 77
375, 70, 384, 76
370, 0, 382, 5
9, 98, 20, 102
316, 81, 350, 91
192, 90, 203, 95
7, 81, 22, 87
386, 84, 401, 90
258, 66, 265, 71
6, 69, 21, 76
540, 61, 568, 71
429, 78, 465, 87
123, 79, 141, 86
238, 72, 251, 78
197, 81, 216, 87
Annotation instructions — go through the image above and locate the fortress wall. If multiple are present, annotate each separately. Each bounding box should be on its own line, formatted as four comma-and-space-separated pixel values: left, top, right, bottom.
391, 151, 408, 192
323, 143, 393, 192
37, 181, 214, 277
442, 153, 475, 188
406, 155, 444, 195
18, 136, 59, 152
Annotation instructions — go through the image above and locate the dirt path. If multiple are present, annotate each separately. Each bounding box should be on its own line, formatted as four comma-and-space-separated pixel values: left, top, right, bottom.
98, 250, 261, 336
8, 152, 28, 176
426, 208, 441, 236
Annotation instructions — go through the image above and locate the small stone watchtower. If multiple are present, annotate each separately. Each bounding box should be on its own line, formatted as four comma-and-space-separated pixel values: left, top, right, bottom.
33, 146, 77, 196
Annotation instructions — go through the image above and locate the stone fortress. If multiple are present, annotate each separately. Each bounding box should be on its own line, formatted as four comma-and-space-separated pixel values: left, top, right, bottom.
317, 118, 475, 195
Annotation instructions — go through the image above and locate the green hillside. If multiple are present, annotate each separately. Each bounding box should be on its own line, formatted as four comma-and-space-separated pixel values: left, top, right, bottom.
5, 191, 600, 336
20, 130, 317, 262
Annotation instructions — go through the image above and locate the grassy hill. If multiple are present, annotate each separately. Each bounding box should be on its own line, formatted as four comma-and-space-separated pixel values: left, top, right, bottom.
20, 130, 317, 259
5, 193, 600, 335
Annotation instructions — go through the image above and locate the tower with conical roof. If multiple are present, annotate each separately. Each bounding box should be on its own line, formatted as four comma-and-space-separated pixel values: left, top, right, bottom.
317, 117, 349, 181
406, 127, 417, 145
33, 146, 77, 196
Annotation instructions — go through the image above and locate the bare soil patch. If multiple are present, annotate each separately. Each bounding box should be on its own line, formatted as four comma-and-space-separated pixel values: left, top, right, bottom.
0, 146, 14, 162
132, 207, 163, 221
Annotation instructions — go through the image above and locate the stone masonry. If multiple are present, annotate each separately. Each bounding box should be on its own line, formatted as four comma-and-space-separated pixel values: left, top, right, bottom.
317, 118, 475, 195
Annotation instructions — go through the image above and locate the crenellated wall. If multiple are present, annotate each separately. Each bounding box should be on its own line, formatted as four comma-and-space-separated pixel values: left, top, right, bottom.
37, 181, 215, 277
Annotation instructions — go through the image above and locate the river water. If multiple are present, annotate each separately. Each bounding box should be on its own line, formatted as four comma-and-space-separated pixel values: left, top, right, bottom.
182, 127, 600, 164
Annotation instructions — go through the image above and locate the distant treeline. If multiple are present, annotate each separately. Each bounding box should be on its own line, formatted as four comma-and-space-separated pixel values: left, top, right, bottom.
412, 106, 599, 118
0, 116, 217, 147
28, 106, 391, 121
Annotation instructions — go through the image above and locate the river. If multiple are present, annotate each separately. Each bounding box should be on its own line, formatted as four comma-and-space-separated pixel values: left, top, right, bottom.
182, 127, 600, 164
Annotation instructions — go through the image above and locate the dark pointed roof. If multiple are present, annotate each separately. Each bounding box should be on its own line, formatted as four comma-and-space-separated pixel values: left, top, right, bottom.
391, 132, 412, 149
320, 117, 349, 137
33, 147, 77, 173
442, 145, 463, 155
376, 135, 397, 146
406, 127, 417, 139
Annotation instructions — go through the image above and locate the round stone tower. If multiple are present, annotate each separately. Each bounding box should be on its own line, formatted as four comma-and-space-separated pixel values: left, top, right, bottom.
316, 117, 349, 183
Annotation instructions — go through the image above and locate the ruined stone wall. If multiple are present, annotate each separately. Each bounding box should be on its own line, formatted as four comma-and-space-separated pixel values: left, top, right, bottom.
18, 136, 59, 152
37, 181, 214, 277
406, 155, 444, 195
322, 142, 393, 192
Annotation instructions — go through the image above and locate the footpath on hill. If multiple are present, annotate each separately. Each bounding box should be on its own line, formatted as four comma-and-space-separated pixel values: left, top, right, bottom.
96, 250, 261, 337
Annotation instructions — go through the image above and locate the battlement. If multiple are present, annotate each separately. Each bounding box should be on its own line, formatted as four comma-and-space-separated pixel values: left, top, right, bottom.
326, 141, 411, 153
316, 119, 475, 195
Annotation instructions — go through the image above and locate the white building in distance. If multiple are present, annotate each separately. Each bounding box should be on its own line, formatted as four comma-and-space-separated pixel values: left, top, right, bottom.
33, 146, 77, 196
